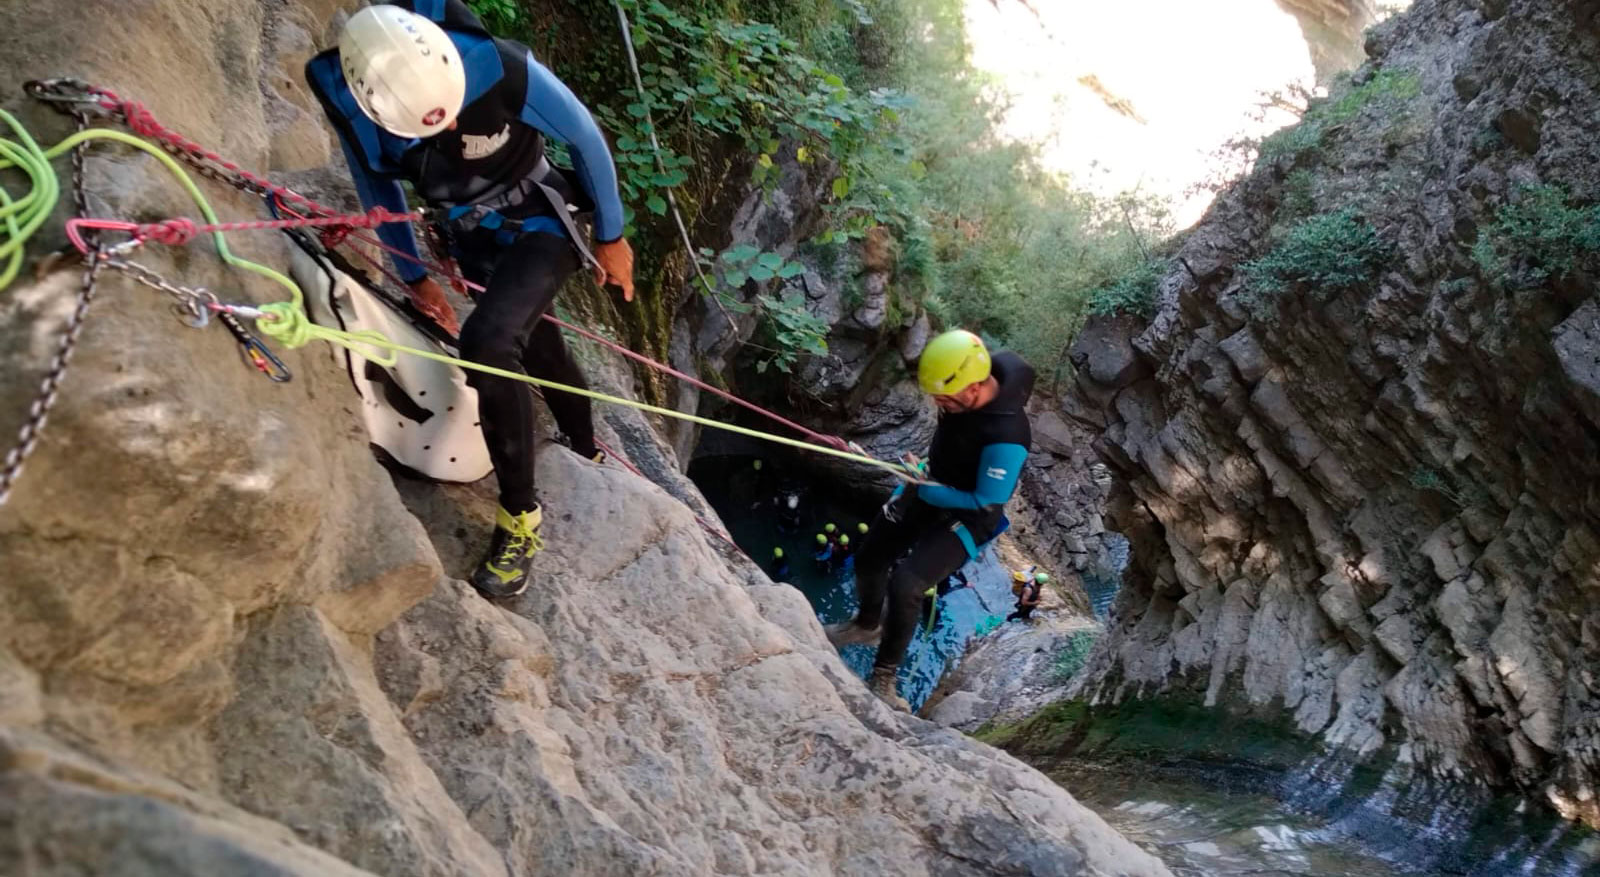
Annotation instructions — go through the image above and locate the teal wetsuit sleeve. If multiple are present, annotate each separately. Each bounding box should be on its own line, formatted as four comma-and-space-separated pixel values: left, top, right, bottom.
518, 53, 626, 242
917, 443, 1028, 510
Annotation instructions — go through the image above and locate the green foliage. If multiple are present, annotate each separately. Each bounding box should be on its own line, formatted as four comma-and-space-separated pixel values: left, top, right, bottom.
1050, 630, 1100, 683
755, 291, 829, 373
710, 243, 806, 287
1281, 169, 1318, 219
467, 0, 1174, 376
1242, 208, 1391, 297
1086, 258, 1165, 319
1472, 184, 1600, 284
1250, 68, 1421, 167
590, 1, 912, 241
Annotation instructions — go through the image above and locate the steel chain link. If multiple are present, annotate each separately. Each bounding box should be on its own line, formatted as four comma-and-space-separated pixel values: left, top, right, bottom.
0, 105, 103, 507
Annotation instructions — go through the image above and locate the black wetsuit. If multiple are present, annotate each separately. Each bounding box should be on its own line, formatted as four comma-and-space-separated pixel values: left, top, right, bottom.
1008, 581, 1042, 622
853, 352, 1035, 670
305, 0, 624, 514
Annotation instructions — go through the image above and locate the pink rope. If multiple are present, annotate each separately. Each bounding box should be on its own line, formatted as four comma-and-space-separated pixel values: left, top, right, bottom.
83, 84, 854, 455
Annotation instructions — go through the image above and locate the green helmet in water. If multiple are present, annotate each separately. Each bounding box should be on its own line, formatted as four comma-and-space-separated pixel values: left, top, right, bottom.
1035, 572, 1050, 584
857, 522, 869, 534
773, 547, 784, 559
918, 329, 991, 396
825, 522, 837, 534
753, 459, 763, 470
816, 533, 828, 545
839, 534, 850, 546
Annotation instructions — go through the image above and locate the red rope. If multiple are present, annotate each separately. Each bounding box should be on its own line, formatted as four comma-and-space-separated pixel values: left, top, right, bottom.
84, 85, 854, 454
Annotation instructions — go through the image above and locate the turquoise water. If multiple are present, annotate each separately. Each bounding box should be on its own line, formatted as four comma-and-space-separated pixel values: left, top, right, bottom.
689, 455, 1016, 710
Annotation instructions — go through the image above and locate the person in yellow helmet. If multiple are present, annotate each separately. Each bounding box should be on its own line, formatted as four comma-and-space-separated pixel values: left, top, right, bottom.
1008, 570, 1048, 622
768, 546, 790, 580
825, 329, 1035, 712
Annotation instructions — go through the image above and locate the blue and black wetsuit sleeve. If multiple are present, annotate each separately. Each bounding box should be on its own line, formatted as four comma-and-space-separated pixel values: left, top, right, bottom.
397, 0, 496, 36
917, 443, 1029, 511
304, 51, 428, 284
517, 55, 626, 242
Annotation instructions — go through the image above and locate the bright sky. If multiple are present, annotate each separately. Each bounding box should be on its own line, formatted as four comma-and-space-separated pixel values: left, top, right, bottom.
964, 0, 1322, 227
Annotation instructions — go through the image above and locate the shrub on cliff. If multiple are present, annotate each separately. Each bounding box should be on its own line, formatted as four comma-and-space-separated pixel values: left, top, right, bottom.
1086, 258, 1165, 320
1472, 184, 1600, 285
1242, 208, 1391, 297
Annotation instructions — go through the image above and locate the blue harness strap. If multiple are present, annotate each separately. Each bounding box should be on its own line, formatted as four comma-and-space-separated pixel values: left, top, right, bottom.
445, 206, 567, 247
950, 514, 1011, 561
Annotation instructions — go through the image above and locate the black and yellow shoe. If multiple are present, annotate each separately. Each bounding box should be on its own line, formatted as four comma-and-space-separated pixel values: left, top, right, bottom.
470, 505, 544, 598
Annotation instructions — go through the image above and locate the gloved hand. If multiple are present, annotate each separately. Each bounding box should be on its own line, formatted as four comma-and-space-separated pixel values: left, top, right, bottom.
406, 276, 460, 334
593, 238, 636, 302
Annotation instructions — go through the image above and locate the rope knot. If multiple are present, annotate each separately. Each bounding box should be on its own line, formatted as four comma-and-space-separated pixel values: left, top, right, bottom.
255, 302, 314, 349
137, 218, 197, 246
318, 226, 352, 249
358, 207, 410, 229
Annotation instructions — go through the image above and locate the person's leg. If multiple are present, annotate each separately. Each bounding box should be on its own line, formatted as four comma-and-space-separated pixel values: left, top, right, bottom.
453, 230, 578, 596
522, 306, 597, 459
825, 504, 924, 646
456, 232, 579, 514
875, 524, 971, 671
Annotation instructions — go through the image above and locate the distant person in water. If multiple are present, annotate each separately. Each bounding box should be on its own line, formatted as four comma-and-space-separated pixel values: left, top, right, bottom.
1008, 571, 1048, 622
768, 546, 790, 581
825, 330, 1035, 712
773, 476, 805, 532
837, 533, 854, 572
813, 533, 835, 573
742, 458, 773, 509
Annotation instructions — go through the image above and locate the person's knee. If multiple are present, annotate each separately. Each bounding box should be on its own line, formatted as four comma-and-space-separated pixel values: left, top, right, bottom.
458, 315, 522, 367
887, 568, 928, 614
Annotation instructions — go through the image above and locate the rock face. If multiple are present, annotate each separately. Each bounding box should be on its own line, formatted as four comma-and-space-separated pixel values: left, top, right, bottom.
923, 612, 1104, 734
1008, 401, 1123, 589
1275, 0, 1381, 82
0, 1, 1169, 873
1068, 0, 1600, 828
673, 166, 934, 496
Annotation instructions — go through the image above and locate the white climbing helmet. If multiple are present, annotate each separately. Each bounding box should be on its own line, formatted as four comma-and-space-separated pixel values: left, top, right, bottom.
338, 5, 466, 139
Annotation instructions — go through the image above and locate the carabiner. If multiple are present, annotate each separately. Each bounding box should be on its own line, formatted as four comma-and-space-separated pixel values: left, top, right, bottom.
216, 311, 292, 383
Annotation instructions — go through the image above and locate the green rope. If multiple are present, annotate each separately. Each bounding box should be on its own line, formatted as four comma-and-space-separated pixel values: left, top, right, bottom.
0, 111, 923, 482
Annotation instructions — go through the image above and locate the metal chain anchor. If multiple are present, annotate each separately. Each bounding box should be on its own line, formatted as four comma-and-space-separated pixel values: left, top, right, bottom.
0, 102, 103, 508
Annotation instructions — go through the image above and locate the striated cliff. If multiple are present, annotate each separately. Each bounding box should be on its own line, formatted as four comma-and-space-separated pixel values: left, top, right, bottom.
1069, 0, 1600, 827
0, 1, 1173, 874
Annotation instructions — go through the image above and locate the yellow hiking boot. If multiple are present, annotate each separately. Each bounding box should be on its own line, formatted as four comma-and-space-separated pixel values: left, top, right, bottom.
471, 505, 544, 598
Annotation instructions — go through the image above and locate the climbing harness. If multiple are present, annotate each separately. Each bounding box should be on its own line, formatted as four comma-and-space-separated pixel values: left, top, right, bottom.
0, 79, 926, 512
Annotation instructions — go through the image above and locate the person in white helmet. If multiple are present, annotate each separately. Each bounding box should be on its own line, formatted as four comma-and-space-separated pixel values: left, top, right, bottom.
306, 0, 634, 599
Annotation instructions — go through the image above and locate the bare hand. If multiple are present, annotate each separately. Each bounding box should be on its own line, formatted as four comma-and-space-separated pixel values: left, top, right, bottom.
407, 276, 460, 335
593, 238, 636, 302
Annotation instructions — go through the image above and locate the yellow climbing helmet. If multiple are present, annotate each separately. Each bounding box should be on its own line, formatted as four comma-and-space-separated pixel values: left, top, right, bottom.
918, 330, 991, 396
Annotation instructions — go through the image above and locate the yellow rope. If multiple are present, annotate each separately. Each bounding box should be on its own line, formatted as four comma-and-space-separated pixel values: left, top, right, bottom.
0, 112, 923, 482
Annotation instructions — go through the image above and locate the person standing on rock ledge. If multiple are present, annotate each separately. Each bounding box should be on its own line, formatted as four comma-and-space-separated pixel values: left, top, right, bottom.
826, 330, 1034, 712
305, 0, 635, 598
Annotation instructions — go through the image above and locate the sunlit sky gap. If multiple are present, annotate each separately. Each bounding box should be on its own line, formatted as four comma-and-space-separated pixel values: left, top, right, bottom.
964, 0, 1344, 227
